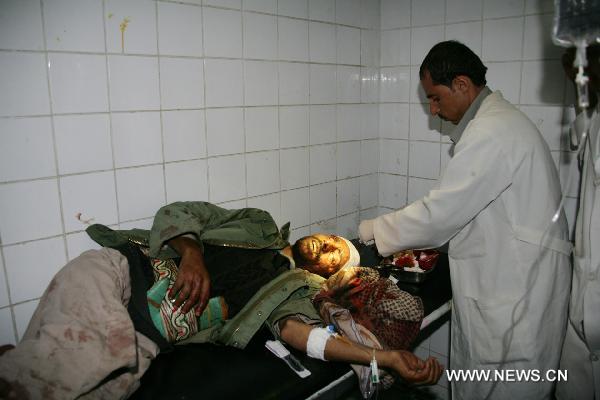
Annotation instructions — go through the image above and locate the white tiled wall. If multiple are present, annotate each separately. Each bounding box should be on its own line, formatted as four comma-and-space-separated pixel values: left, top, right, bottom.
0, 0, 380, 344
0, 3, 580, 397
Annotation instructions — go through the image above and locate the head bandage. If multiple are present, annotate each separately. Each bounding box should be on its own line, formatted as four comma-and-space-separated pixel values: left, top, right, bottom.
340, 238, 360, 269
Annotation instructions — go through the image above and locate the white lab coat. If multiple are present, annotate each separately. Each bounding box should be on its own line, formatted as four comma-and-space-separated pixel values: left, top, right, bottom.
557, 107, 600, 400
370, 92, 571, 399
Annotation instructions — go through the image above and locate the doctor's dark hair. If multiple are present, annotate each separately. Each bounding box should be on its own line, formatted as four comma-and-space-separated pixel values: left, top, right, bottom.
419, 40, 487, 88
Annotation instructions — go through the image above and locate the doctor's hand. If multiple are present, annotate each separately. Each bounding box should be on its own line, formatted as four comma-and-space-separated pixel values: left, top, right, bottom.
391, 350, 444, 386
167, 236, 211, 316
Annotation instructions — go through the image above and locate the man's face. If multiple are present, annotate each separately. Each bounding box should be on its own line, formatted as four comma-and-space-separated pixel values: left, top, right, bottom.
293, 234, 350, 277
421, 70, 470, 125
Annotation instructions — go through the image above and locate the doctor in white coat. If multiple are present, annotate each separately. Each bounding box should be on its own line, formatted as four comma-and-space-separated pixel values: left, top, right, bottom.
557, 44, 600, 400
359, 41, 571, 399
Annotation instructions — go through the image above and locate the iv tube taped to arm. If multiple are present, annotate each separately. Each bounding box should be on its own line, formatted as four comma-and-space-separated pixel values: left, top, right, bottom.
306, 327, 333, 361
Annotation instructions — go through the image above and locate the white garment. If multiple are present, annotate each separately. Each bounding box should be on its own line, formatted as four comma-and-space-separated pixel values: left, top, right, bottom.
361, 91, 571, 399
557, 107, 600, 400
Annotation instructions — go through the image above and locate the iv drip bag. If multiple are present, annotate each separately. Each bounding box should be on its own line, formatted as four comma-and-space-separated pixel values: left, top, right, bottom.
553, 0, 600, 47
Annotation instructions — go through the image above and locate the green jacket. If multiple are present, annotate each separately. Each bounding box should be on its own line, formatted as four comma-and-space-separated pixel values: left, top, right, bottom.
86, 201, 322, 349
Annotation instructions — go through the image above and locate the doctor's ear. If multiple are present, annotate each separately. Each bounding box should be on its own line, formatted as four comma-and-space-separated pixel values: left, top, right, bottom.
451, 75, 471, 93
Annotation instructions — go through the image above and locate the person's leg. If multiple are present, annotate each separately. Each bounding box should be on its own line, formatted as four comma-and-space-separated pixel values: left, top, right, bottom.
279, 318, 442, 385
0, 248, 158, 399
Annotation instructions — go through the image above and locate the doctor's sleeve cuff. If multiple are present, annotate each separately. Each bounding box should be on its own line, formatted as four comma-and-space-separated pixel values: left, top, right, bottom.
358, 219, 374, 243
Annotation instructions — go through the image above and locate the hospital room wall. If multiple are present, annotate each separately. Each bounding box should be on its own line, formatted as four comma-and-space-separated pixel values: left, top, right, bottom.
377, 0, 579, 397
0, 0, 381, 344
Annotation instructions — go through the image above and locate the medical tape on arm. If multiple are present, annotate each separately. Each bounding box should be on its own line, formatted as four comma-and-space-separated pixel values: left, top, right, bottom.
306, 327, 333, 361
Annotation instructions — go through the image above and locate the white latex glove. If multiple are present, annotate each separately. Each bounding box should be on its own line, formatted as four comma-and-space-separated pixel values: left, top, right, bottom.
358, 219, 375, 243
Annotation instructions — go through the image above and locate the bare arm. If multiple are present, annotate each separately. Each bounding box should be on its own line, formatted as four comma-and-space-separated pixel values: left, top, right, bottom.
167, 236, 211, 316
279, 318, 442, 385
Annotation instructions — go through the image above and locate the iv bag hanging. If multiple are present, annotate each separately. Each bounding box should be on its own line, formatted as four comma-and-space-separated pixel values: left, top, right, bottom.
553, 0, 600, 47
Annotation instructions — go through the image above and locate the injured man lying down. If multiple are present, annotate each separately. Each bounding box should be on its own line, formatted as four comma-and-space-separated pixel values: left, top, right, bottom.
0, 201, 442, 399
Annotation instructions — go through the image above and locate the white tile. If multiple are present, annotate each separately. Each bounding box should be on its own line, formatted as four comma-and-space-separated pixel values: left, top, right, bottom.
157, 2, 203, 56
160, 58, 205, 109
337, 66, 361, 103
310, 64, 337, 104
281, 188, 310, 228
116, 165, 166, 221
446, 0, 482, 23
337, 141, 361, 179
311, 218, 338, 235
204, 8, 242, 58
244, 61, 278, 106
310, 144, 337, 184
523, 14, 563, 61
217, 199, 247, 209
279, 62, 309, 105
162, 110, 206, 162
337, 26, 361, 65
525, 0, 554, 13
411, 25, 444, 66
520, 106, 564, 151
411, 0, 444, 26
108, 56, 159, 111
310, 105, 337, 145
483, 0, 525, 18
280, 106, 309, 148
246, 151, 280, 196
119, 217, 153, 230
309, 0, 335, 22
165, 159, 209, 203
380, 29, 411, 67
336, 0, 361, 27
205, 59, 244, 107
380, 0, 411, 29
408, 176, 438, 202
564, 196, 578, 238
65, 231, 101, 261
429, 320, 450, 355
380, 139, 408, 174
0, 117, 55, 182
360, 0, 380, 30
380, 103, 409, 139
244, 0, 277, 13
112, 112, 162, 168
361, 29, 380, 67
337, 104, 362, 141
5, 238, 66, 303
204, 0, 241, 8
48, 53, 108, 114
359, 173, 378, 208
104, 0, 157, 54
559, 151, 580, 198
309, 22, 336, 64
410, 65, 427, 104
248, 192, 281, 225
409, 141, 441, 179
445, 22, 482, 56
208, 154, 247, 203
54, 114, 112, 175
0, 256, 8, 307
380, 67, 411, 102
482, 17, 524, 62
60, 172, 118, 232
379, 173, 407, 208
0, 180, 62, 244
486, 62, 522, 104
245, 107, 278, 152
281, 148, 309, 190
361, 67, 379, 103
337, 178, 360, 215
0, 308, 15, 345
278, 0, 308, 18
14, 300, 39, 341
243, 12, 277, 60
0, 0, 44, 50
361, 104, 378, 139
278, 17, 309, 62
0, 53, 50, 117
410, 103, 442, 141
206, 108, 244, 155
520, 60, 565, 105
43, 0, 104, 52
310, 183, 337, 223
360, 139, 379, 175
